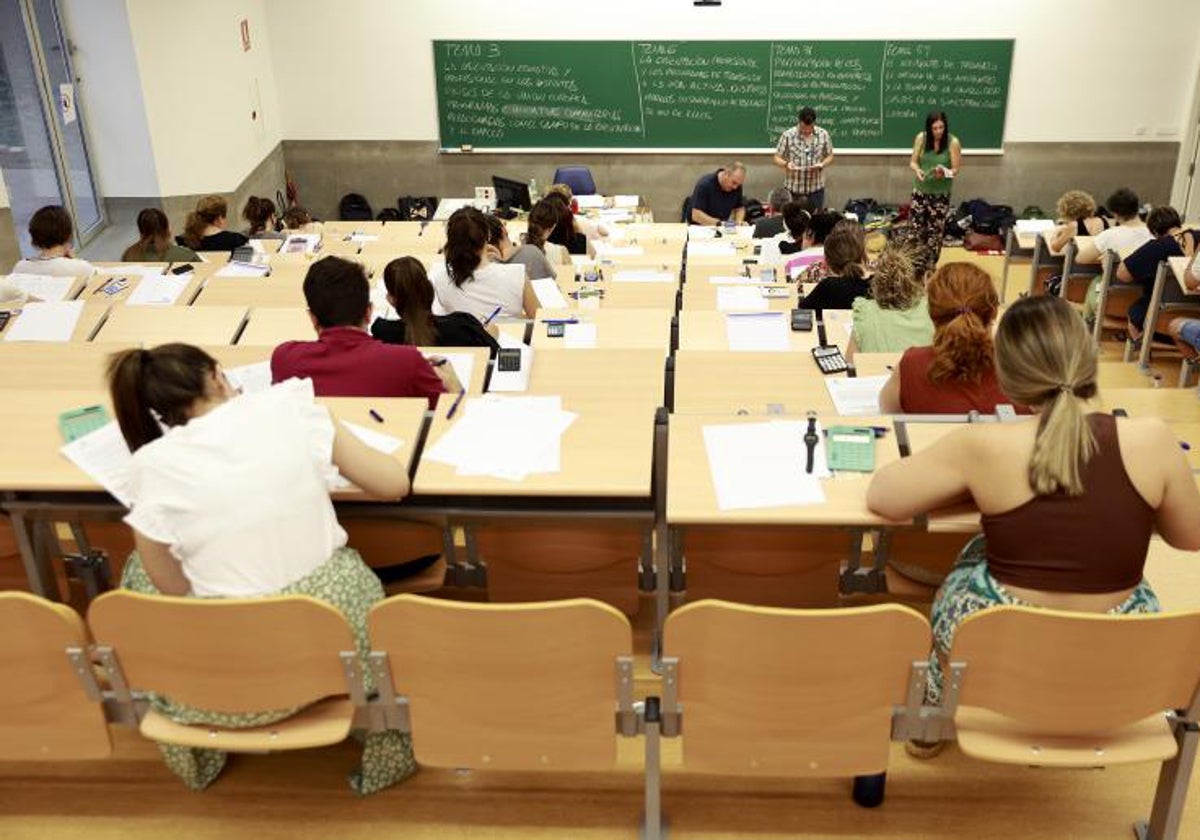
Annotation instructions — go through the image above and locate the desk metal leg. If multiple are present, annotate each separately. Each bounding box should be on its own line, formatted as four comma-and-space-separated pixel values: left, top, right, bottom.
7, 506, 60, 600
651, 408, 669, 673
1138, 262, 1170, 370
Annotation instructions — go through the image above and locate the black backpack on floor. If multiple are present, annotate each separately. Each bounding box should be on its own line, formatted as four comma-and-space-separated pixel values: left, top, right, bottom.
398, 196, 438, 222
338, 193, 373, 222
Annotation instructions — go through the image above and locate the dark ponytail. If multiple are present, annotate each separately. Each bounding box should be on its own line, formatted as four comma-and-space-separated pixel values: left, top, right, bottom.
107, 344, 218, 451
242, 195, 277, 235
444, 207, 488, 287
525, 200, 560, 251
383, 257, 438, 346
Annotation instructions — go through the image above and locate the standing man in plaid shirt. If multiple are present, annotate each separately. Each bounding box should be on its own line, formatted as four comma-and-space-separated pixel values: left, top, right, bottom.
773, 107, 835, 209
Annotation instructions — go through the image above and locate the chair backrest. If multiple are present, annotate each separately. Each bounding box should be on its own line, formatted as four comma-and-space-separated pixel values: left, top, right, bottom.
951, 606, 1200, 733
87, 591, 358, 713
551, 165, 596, 196
368, 594, 632, 771
666, 599, 929, 777
0, 592, 111, 759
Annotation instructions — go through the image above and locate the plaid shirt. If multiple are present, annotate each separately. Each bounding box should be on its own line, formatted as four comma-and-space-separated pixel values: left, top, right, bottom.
776, 125, 833, 195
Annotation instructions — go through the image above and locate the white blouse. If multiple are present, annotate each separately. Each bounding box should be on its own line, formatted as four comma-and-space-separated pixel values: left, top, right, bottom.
429, 259, 526, 321
123, 378, 348, 597
11, 256, 96, 277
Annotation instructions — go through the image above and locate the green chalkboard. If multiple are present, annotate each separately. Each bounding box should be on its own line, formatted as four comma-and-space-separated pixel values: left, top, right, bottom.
433, 40, 1013, 151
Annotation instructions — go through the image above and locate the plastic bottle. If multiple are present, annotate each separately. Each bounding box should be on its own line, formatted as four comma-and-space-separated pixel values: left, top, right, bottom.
529, 178, 539, 202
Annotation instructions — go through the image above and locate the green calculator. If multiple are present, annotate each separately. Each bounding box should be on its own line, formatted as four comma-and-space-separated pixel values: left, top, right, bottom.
58, 405, 111, 443
825, 426, 876, 472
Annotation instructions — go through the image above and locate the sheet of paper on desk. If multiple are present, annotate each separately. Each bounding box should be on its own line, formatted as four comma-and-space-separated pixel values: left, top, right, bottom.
531, 278, 569, 309
216, 261, 270, 278
348, 233, 379, 243
687, 226, 717, 240
612, 195, 639, 208
432, 352, 475, 393
126, 273, 191, 306
598, 209, 632, 222
97, 264, 164, 278
7, 274, 76, 302
717, 286, 769, 313
702, 420, 828, 510
341, 420, 402, 454
724, 312, 790, 351
1015, 219, 1056, 234
225, 361, 272, 395
686, 241, 737, 257
281, 234, 320, 254
424, 395, 577, 481
4, 300, 84, 342
613, 270, 673, 283
563, 322, 598, 348
60, 421, 133, 507
825, 375, 888, 416
574, 195, 605, 209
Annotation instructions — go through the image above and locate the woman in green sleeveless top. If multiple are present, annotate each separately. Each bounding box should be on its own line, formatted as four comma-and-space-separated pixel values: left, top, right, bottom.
907, 111, 962, 264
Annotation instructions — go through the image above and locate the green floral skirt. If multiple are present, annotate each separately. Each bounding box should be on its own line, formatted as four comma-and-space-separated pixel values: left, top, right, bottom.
121, 547, 416, 794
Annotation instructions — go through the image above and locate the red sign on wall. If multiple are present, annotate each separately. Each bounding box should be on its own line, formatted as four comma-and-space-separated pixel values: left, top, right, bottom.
240, 19, 251, 52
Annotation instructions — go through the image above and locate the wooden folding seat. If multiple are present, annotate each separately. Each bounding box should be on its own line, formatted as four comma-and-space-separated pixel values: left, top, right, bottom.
944, 606, 1200, 840
0, 592, 111, 760
87, 592, 362, 752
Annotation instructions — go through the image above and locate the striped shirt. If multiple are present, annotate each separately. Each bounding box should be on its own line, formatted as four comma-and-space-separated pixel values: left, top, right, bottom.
776, 125, 833, 195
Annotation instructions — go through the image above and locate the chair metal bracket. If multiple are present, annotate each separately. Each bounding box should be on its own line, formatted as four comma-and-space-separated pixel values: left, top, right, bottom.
659, 657, 682, 738
339, 651, 366, 708
366, 651, 411, 733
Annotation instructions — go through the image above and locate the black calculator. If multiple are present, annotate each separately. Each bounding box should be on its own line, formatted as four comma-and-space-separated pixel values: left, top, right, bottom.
812, 345, 849, 375
497, 348, 522, 372
791, 308, 814, 332
546, 322, 565, 338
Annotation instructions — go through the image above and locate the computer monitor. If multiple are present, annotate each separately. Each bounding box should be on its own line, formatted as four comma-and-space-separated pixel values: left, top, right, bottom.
492, 175, 532, 212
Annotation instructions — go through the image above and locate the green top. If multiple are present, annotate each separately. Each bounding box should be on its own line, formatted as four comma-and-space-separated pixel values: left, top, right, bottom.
121, 242, 201, 263
851, 296, 935, 353
913, 133, 956, 196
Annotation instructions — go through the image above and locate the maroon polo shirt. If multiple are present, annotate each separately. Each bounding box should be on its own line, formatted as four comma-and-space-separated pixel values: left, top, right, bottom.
270, 326, 446, 407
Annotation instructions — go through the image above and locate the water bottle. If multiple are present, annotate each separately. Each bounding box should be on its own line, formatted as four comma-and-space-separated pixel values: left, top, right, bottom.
529, 178, 539, 202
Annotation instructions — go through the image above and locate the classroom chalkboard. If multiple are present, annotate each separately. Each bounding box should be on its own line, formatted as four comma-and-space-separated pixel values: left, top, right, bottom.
433, 40, 1013, 151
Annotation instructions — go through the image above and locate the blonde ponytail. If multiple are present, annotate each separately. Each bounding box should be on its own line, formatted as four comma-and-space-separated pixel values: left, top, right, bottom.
995, 296, 1098, 496
182, 195, 228, 249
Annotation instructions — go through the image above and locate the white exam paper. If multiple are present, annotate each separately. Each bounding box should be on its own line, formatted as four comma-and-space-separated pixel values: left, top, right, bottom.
717, 286, 769, 313
424, 395, 577, 481
126, 274, 191, 306
563, 322, 598, 348
4, 300, 85, 342
723, 312, 790, 351
6, 274, 76, 302
824, 375, 888, 416
225, 361, 273, 395
341, 420, 403, 454
531, 277, 569, 309
60, 421, 134, 506
216, 261, 270, 278
702, 420, 828, 511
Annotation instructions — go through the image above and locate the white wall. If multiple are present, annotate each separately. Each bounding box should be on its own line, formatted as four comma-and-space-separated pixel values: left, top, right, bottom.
60, 0, 158, 197
264, 0, 1200, 146
124, 0, 282, 195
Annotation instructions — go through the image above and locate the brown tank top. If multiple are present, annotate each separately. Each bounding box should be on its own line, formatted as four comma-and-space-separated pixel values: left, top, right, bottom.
982, 414, 1154, 593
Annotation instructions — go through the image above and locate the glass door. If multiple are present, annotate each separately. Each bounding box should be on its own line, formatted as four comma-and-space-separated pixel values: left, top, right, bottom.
0, 0, 104, 253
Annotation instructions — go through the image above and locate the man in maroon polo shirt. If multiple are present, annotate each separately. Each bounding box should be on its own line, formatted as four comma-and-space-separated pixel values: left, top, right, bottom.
271, 256, 447, 407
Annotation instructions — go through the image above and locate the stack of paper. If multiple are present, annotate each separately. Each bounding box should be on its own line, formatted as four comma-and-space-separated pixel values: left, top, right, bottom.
424, 395, 577, 481
824, 376, 888, 416
531, 277, 569, 309
60, 421, 134, 506
4, 301, 85, 342
6, 274, 76, 302
723, 312, 790, 351
717, 286, 769, 313
702, 420, 829, 510
216, 261, 270, 278
126, 274, 191, 306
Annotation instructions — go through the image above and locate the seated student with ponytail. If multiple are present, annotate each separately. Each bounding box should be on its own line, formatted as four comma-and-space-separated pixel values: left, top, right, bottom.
271, 256, 448, 405
121, 208, 200, 263
878, 262, 1029, 415
777, 200, 813, 255
502, 199, 560, 280
786, 208, 840, 283
108, 343, 417, 794
242, 195, 285, 240
868, 295, 1200, 722
795, 219, 870, 314
430, 206, 537, 321
178, 195, 249, 253
372, 256, 499, 353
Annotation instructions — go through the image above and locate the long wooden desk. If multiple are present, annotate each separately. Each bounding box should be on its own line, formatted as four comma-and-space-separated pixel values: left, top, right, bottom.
82, 272, 206, 306
0, 344, 128, 389
530, 308, 672, 352
674, 350, 843, 414
237, 307, 312, 345
524, 348, 665, 410
91, 305, 247, 346
194, 277, 307, 308
677, 310, 820, 352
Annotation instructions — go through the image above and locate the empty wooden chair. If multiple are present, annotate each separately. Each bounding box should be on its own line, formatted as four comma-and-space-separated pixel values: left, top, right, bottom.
87, 591, 362, 752
367, 594, 637, 771
945, 606, 1200, 840
0, 592, 111, 760
654, 600, 930, 836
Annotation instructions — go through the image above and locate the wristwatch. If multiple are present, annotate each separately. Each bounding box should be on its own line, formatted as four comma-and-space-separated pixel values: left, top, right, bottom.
803, 413, 819, 475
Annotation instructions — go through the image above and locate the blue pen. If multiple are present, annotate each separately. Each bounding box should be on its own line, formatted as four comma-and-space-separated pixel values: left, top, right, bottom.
482, 305, 502, 325
540, 318, 579, 325
445, 388, 467, 420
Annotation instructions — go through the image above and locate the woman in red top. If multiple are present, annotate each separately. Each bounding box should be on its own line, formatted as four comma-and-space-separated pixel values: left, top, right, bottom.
878, 262, 1024, 414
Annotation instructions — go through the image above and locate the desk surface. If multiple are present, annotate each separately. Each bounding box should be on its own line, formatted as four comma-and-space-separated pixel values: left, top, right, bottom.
0, 343, 124, 389
667, 413, 903, 526
524, 347, 665, 409
193, 277, 307, 308
681, 283, 795, 312
237, 307, 312, 346
678, 310, 820, 352
413, 400, 654, 499
92, 305, 247, 346
530, 308, 672, 352
674, 350, 842, 414
81, 273, 205, 306
1098, 389, 1200, 422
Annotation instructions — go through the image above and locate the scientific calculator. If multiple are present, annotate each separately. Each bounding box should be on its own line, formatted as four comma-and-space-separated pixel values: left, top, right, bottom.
811, 345, 849, 374
58, 405, 111, 443
825, 426, 876, 472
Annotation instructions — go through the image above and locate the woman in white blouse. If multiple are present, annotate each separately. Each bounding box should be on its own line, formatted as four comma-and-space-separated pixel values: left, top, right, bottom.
108, 343, 415, 794
429, 206, 538, 321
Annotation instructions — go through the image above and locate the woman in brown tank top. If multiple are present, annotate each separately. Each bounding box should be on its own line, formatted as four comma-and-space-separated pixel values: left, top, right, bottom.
867, 295, 1200, 731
